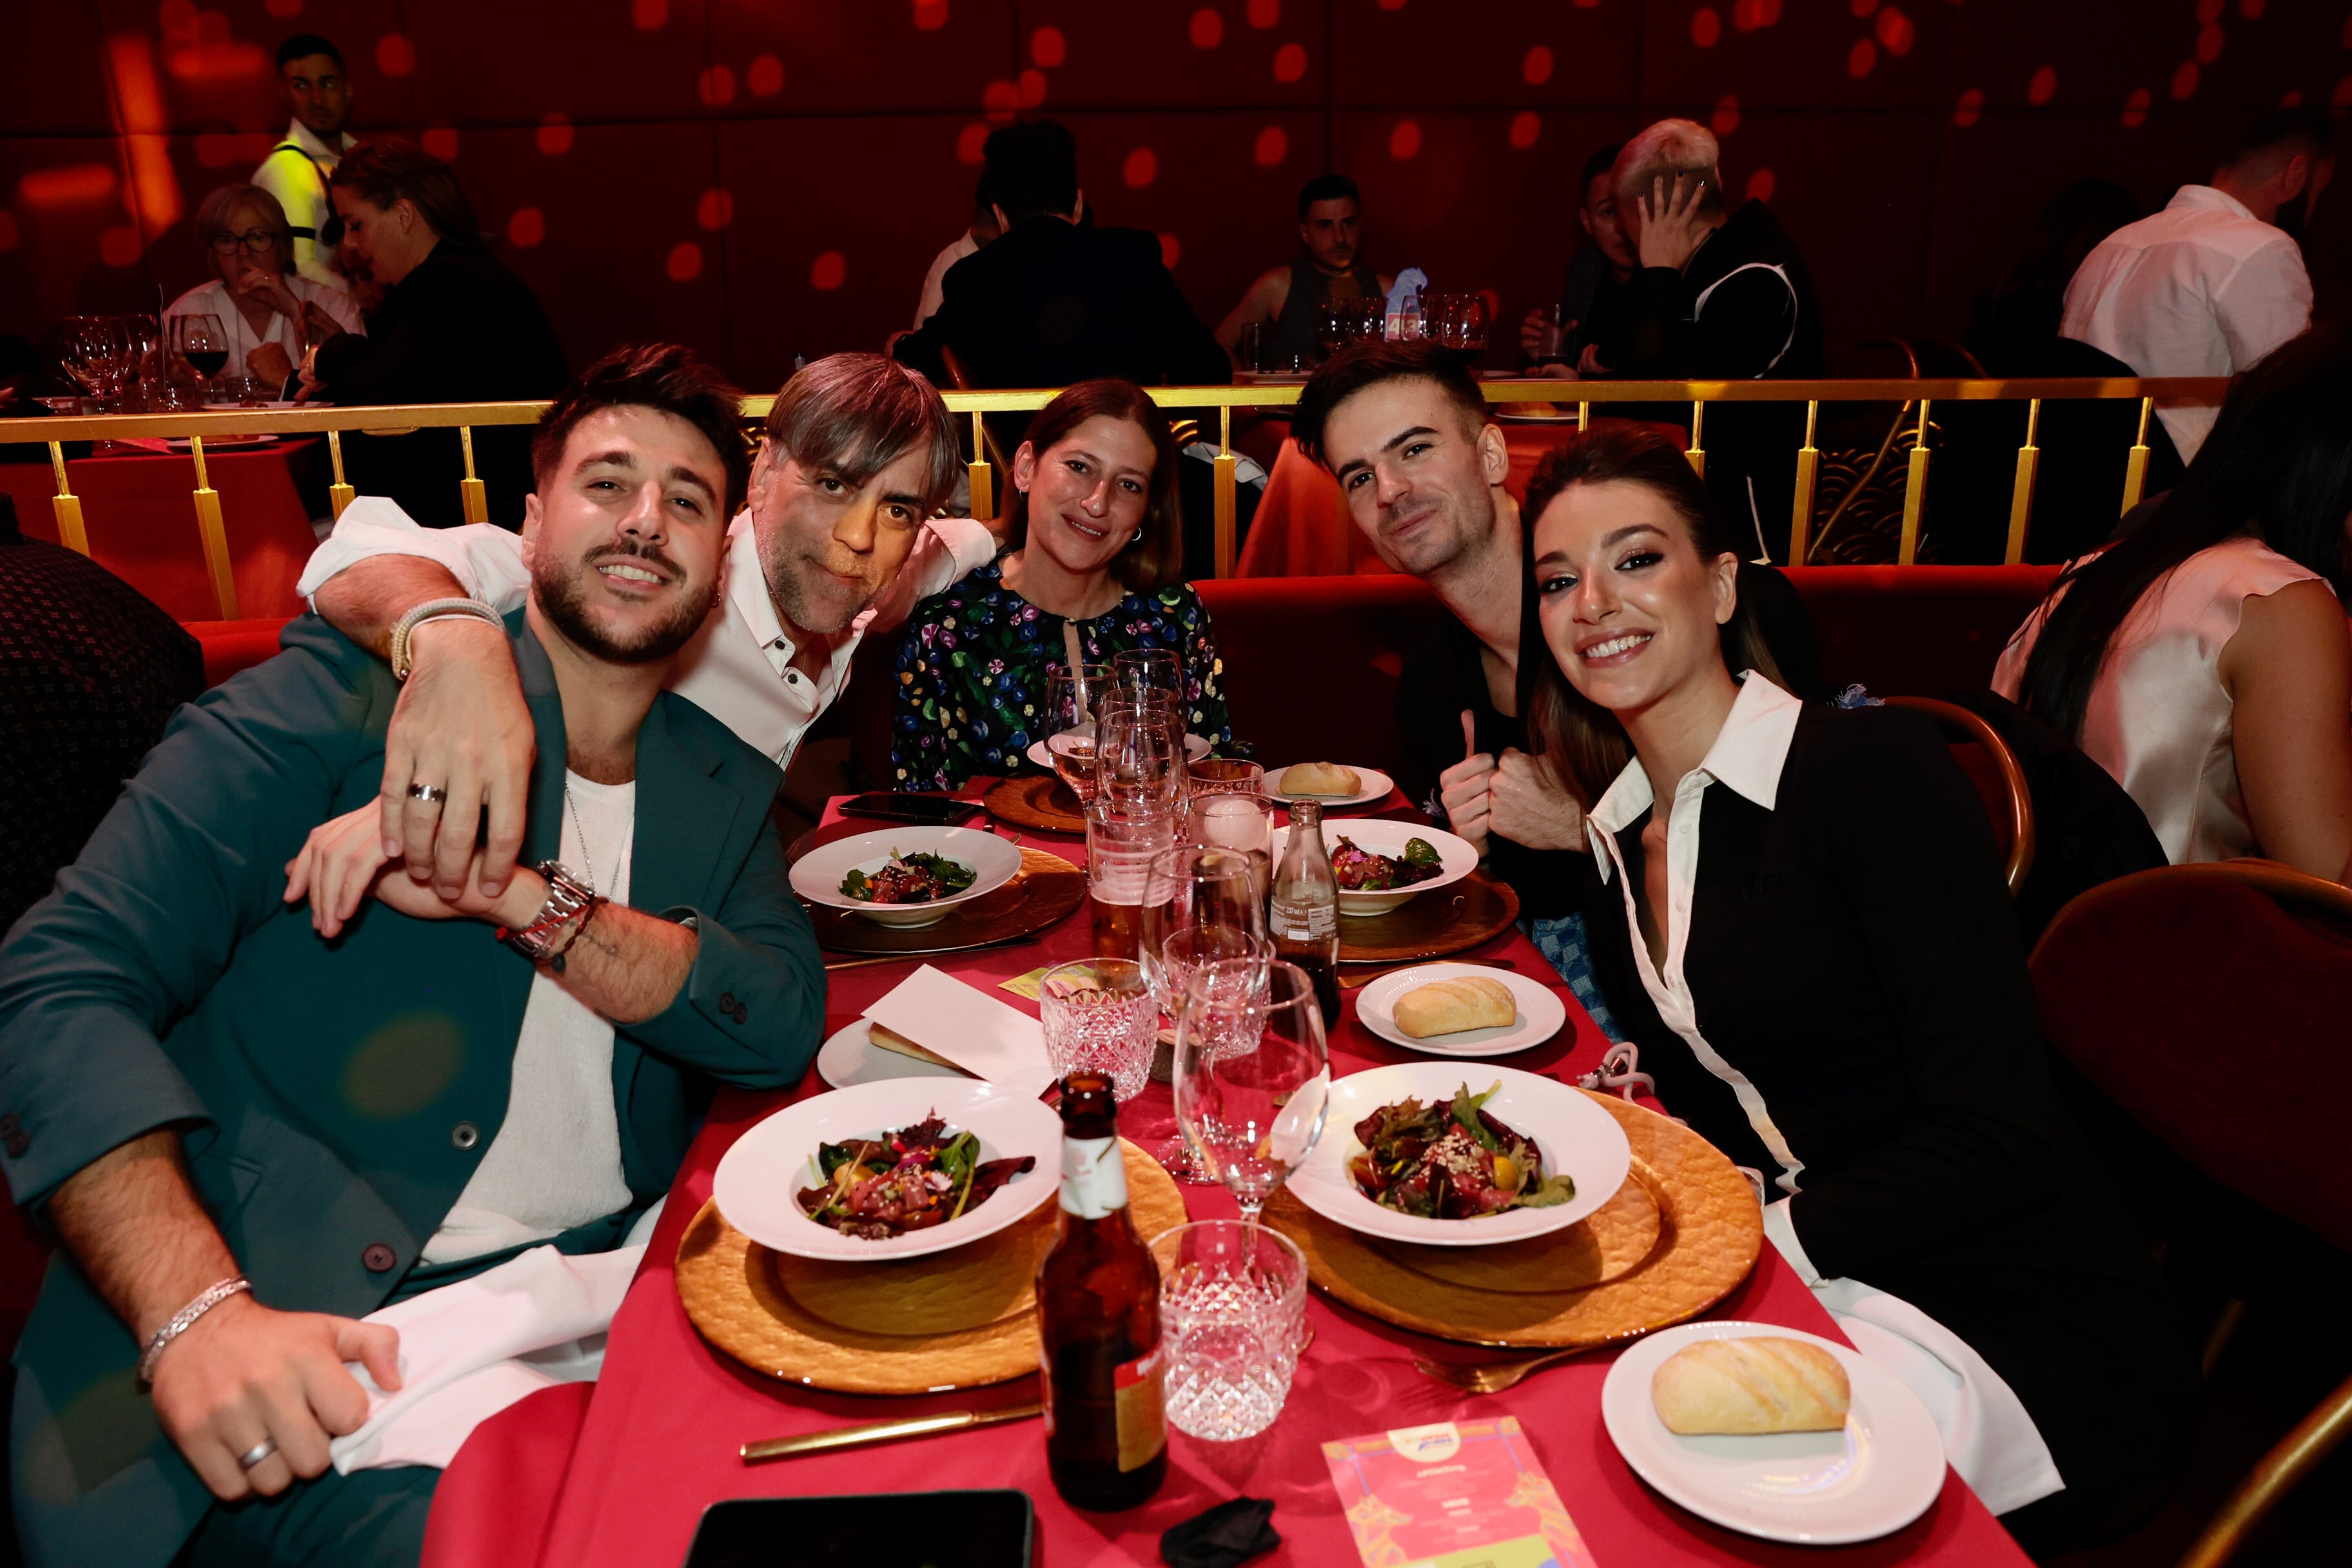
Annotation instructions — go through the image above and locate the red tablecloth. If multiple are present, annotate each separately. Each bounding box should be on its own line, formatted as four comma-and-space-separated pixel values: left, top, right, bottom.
0, 438, 326, 620
424, 799, 2027, 1568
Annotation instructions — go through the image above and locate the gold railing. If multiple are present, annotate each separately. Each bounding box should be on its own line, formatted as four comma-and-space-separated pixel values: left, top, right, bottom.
0, 376, 2226, 620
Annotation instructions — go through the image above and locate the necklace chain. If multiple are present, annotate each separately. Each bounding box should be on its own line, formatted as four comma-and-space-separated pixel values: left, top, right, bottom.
563, 783, 595, 893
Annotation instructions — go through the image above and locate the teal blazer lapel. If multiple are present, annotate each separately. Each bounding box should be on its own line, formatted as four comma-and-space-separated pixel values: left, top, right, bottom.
507, 618, 571, 1032
629, 693, 748, 916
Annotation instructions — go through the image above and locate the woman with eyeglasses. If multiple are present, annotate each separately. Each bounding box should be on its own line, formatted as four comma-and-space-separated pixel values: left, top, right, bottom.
164, 184, 364, 394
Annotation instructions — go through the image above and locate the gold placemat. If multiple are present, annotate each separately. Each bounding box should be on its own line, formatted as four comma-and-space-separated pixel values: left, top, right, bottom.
807, 845, 1084, 956
678, 1139, 1188, 1394
984, 774, 1085, 835
1263, 1090, 1759, 1348
1338, 871, 1522, 963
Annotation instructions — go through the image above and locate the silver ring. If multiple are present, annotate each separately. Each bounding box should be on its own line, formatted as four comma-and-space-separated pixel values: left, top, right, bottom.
237, 1437, 278, 1471
406, 783, 448, 804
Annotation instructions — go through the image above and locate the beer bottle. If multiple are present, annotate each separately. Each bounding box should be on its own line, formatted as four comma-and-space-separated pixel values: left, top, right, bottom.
1271, 798, 1342, 1024
1035, 1070, 1168, 1510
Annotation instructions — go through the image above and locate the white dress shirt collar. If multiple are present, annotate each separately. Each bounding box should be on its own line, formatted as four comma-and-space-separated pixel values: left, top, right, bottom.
2166, 183, 2256, 222
1587, 671, 1805, 872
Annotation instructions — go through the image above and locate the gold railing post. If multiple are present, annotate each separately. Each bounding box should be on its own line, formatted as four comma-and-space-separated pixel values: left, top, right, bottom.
2005, 398, 2042, 566
967, 411, 994, 523
47, 441, 89, 556
1685, 400, 1705, 480
2120, 396, 2153, 518
326, 429, 355, 520
1576, 401, 1589, 432
1897, 400, 1931, 566
1213, 406, 1237, 580
1788, 400, 1819, 566
188, 436, 239, 620
458, 426, 489, 525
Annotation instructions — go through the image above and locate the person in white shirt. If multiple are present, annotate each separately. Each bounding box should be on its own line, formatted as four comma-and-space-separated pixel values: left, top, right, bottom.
166, 184, 364, 393
910, 175, 1003, 331
297, 351, 996, 903
2062, 108, 2334, 462
253, 34, 360, 291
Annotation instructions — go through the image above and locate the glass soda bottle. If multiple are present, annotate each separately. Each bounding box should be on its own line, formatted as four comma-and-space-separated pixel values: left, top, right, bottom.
1271, 798, 1342, 1025
1035, 1070, 1168, 1510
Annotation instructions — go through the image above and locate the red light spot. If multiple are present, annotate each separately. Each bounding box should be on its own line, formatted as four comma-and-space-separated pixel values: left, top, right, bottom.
1389, 119, 1422, 160
1711, 94, 1740, 136
1123, 147, 1159, 188
2340, 14, 2351, 46
2333, 74, 2352, 110
263, 0, 302, 15
159, 0, 197, 34
1030, 26, 1066, 67
1190, 8, 1224, 48
2026, 64, 2057, 106
19, 163, 117, 206
983, 79, 1019, 120
1847, 39, 1876, 77
1692, 7, 1721, 48
1875, 7, 1913, 55
1850, 0, 1876, 15
1574, 0, 1600, 8
377, 33, 415, 76
667, 242, 703, 283
1019, 68, 1047, 106
1732, 0, 1762, 30
2194, 0, 2222, 20
956, 122, 990, 163
1273, 42, 1308, 81
1952, 86, 1983, 127
810, 250, 847, 291
1523, 45, 1554, 85
2121, 87, 2150, 128
749, 55, 784, 96
2278, 88, 2301, 107
632, 0, 667, 29
1248, 0, 1281, 25
0, 212, 19, 252
697, 189, 734, 230
1745, 168, 1775, 204
912, 0, 950, 30
1377, 0, 1407, 9
100, 224, 144, 267
1253, 124, 1289, 165
2171, 59, 2199, 101
421, 126, 459, 161
507, 208, 544, 248
1159, 233, 1182, 268
1508, 111, 1542, 150
2239, 0, 2264, 17
537, 113, 574, 156
698, 66, 736, 107
2195, 24, 2223, 63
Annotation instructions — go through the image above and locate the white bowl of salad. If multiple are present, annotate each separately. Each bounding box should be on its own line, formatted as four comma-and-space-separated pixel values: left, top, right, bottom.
789, 825, 1025, 928
1268, 818, 1478, 917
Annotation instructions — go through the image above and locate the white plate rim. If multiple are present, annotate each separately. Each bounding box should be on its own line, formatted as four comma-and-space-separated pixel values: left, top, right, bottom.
712, 1078, 1060, 1262
1267, 818, 1478, 915
1600, 1320, 1949, 1546
1286, 1062, 1630, 1247
1264, 764, 1394, 809
1353, 963, 1567, 1057
1021, 732, 1214, 771
787, 825, 1024, 917
815, 1017, 974, 1089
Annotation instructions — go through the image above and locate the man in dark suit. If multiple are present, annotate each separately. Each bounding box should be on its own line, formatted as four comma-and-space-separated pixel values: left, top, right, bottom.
894, 119, 1230, 395
0, 345, 821, 1568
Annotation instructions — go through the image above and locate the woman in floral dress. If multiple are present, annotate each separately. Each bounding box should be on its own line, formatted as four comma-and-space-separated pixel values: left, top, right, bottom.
893, 379, 1231, 790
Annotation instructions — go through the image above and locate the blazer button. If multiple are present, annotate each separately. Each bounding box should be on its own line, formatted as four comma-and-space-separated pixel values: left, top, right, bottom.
451, 1121, 481, 1151
732, 1004, 748, 1024
361, 1244, 398, 1273
718, 992, 738, 1011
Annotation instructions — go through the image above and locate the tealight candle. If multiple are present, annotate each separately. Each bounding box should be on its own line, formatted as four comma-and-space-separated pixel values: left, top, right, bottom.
1196, 793, 1268, 852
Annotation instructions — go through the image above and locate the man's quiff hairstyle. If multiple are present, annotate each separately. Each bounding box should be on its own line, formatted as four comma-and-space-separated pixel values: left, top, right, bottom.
1614, 117, 1724, 217
763, 353, 961, 513
1288, 339, 1491, 471
532, 342, 753, 518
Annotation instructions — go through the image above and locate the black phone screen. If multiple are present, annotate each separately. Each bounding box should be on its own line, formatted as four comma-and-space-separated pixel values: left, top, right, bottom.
681, 1491, 1034, 1568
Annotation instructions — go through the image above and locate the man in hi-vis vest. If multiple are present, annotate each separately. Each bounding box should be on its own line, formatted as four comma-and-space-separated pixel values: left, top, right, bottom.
253, 34, 359, 291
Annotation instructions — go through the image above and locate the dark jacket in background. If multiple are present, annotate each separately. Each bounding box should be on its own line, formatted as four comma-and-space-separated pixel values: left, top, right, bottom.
311, 241, 569, 528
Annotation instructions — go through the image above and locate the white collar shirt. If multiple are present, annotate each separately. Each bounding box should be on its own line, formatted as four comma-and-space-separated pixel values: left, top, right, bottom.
164, 275, 365, 380
2059, 183, 2311, 462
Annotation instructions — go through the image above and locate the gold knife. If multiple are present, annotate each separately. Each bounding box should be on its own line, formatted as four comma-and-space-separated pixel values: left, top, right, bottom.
740, 1400, 1043, 1464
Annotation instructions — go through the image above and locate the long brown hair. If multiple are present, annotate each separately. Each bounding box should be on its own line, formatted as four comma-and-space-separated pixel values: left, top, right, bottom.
1519, 424, 1785, 807
1006, 378, 1184, 593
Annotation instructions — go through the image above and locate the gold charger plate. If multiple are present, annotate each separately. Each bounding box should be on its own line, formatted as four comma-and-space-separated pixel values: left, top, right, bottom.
807, 845, 1083, 956
983, 773, 1086, 835
1338, 870, 1521, 963
676, 1140, 1188, 1395
1263, 1089, 1758, 1348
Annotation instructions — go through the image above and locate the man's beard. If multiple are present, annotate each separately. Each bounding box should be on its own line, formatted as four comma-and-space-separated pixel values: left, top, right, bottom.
765, 544, 876, 637
534, 544, 715, 665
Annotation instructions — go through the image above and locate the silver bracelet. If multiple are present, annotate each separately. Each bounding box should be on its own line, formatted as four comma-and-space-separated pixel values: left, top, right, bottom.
137, 1275, 251, 1389
388, 597, 504, 683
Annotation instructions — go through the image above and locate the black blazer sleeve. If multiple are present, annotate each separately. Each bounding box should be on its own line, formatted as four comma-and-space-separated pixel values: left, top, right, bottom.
1616, 263, 1798, 380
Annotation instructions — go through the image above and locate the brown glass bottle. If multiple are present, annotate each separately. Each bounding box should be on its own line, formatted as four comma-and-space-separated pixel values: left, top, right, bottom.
1035, 1070, 1168, 1511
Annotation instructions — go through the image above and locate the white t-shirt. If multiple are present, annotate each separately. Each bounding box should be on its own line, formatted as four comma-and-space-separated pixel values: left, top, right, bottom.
420, 771, 637, 1264
913, 230, 981, 329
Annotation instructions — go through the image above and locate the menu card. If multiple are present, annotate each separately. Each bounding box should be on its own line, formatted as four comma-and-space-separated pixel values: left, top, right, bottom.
1322, 1418, 1600, 1568
861, 965, 1054, 1097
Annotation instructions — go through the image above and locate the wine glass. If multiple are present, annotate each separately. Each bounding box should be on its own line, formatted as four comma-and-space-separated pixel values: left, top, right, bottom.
1113, 647, 1182, 701
173, 313, 230, 397
1044, 663, 1110, 807
1095, 696, 1185, 813
1173, 959, 1329, 1225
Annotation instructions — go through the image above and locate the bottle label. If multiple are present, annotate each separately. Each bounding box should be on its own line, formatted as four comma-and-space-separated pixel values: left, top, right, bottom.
1058, 1135, 1129, 1219
1269, 896, 1337, 944
1113, 1340, 1168, 1472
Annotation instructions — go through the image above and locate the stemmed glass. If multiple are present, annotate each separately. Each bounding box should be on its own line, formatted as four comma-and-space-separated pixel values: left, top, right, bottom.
1044, 663, 1110, 808
172, 313, 230, 400
1173, 959, 1330, 1226
1095, 696, 1185, 812
1113, 647, 1182, 701
1138, 843, 1269, 1182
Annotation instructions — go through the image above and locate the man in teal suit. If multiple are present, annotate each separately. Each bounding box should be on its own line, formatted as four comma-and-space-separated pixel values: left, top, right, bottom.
0, 343, 823, 1567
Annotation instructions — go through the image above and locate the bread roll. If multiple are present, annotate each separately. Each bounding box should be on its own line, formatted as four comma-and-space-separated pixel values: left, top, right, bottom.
1280, 761, 1362, 797
1651, 1337, 1851, 1435
1392, 976, 1515, 1038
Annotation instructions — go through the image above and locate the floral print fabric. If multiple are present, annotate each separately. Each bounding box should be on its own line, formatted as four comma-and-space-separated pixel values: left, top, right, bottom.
892, 556, 1232, 790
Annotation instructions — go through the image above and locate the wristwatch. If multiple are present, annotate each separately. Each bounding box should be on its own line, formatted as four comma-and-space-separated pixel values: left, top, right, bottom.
389, 598, 504, 683
496, 861, 598, 964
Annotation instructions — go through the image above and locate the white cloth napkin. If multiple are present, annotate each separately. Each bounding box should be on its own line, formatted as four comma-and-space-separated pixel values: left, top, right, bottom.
328, 1201, 663, 1474
864, 965, 1054, 1097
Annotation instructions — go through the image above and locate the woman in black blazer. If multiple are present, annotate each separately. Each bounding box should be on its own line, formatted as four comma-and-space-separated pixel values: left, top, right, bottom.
1518, 426, 2192, 1553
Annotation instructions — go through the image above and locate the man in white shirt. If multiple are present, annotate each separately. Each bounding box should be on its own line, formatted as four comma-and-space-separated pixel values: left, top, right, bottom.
297, 351, 995, 905
253, 34, 360, 291
2062, 108, 2333, 462
910, 175, 1002, 330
